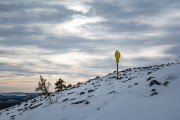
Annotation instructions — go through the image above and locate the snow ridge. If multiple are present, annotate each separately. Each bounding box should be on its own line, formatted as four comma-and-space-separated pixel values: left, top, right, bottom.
0, 63, 180, 120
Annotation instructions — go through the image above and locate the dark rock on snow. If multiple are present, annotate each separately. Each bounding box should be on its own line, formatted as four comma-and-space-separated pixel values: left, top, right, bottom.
151, 92, 158, 96
108, 91, 116, 94
150, 80, 161, 86
29, 103, 42, 109
88, 89, 95, 93
79, 92, 85, 95
151, 89, 156, 92
87, 95, 94, 98
163, 81, 170, 86
147, 72, 152, 75
67, 92, 75, 95
62, 98, 68, 102
10, 115, 16, 119
147, 77, 155, 81
70, 98, 76, 100
72, 100, 89, 105
84, 101, 90, 104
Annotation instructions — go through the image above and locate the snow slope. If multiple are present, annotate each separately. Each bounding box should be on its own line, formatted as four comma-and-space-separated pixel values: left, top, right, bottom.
0, 63, 180, 120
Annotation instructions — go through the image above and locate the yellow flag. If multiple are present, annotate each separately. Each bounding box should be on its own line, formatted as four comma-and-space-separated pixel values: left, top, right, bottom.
115, 50, 120, 59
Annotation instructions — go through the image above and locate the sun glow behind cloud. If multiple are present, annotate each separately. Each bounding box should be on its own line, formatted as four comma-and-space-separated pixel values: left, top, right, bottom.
46, 51, 109, 66
51, 15, 106, 36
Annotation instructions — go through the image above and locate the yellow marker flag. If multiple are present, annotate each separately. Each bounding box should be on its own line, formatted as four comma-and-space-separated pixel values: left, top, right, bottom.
115, 50, 121, 59
115, 50, 121, 79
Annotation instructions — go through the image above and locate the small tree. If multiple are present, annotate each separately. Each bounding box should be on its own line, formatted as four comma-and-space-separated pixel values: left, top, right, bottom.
35, 75, 51, 95
66, 84, 72, 88
55, 78, 66, 92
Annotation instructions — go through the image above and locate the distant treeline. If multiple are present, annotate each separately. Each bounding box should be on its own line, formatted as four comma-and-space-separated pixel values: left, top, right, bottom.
0, 93, 38, 110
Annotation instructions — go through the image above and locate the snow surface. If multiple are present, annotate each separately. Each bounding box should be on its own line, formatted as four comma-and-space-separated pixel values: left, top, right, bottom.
0, 63, 180, 120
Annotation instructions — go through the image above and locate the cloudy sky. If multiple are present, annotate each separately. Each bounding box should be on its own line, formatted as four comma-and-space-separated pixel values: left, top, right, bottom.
0, 0, 180, 92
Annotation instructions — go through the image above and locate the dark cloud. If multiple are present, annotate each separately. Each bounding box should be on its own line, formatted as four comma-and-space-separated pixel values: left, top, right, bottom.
0, 1, 75, 24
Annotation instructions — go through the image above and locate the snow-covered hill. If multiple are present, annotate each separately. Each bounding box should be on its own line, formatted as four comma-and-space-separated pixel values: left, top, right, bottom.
1, 63, 180, 120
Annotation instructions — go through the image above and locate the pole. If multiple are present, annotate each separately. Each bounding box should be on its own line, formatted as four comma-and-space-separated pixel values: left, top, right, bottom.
115, 50, 120, 79
116, 62, 118, 79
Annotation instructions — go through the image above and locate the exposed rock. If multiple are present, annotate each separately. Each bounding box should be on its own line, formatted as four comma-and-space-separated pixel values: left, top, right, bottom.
163, 81, 170, 86
96, 76, 100, 79
107, 73, 111, 76
120, 77, 124, 79
147, 77, 155, 81
70, 98, 76, 100
67, 92, 75, 95
10, 115, 16, 119
84, 101, 90, 104
71, 85, 80, 89
147, 72, 152, 75
77, 82, 83, 86
62, 98, 68, 102
79, 92, 85, 95
29, 103, 42, 109
88, 89, 95, 93
24, 103, 28, 106
66, 84, 72, 88
151, 92, 158, 96
18, 109, 23, 111
32, 99, 37, 103
87, 95, 94, 98
110, 76, 116, 79
150, 80, 161, 86
72, 100, 87, 104
108, 91, 116, 94
151, 89, 156, 92
23, 109, 27, 112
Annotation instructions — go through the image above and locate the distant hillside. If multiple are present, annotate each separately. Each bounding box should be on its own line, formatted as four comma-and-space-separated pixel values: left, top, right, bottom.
0, 63, 180, 120
0, 93, 38, 110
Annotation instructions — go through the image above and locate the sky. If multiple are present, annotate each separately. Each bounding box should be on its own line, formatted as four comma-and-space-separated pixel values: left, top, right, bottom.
0, 0, 180, 92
